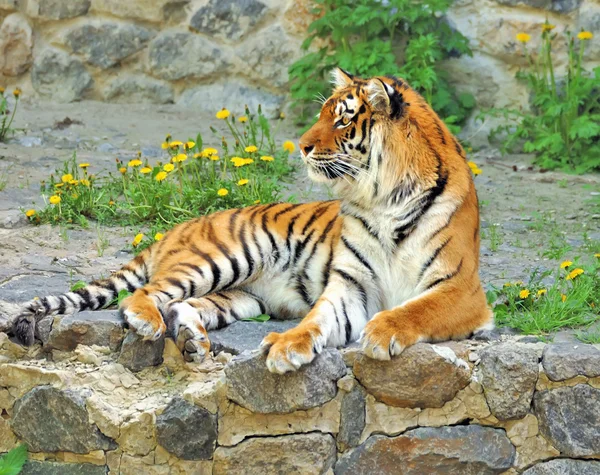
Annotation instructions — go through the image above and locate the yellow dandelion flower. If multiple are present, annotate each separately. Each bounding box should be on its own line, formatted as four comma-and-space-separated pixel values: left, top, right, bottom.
54, 183, 64, 188
560, 260, 572, 269
260, 155, 274, 162
519, 289, 530, 299
193, 153, 202, 158
471, 167, 482, 176
69, 180, 79, 186
80, 179, 91, 187
71, 193, 79, 199
128, 159, 142, 167
201, 147, 218, 157
254, 199, 261, 204
25, 209, 36, 217
566, 268, 584, 280
161, 142, 169, 150
155, 171, 168, 182
108, 200, 115, 206
173, 153, 188, 163
516, 33, 531, 43
283, 141, 296, 153
185, 141, 196, 149
0, 86, 4, 94
595, 253, 600, 258
140, 167, 152, 174
79, 163, 90, 169
217, 188, 228, 197
169, 141, 183, 148
504, 282, 512, 288
163, 163, 174, 172
542, 23, 555, 32
49, 195, 61, 205
561, 293, 567, 302
12, 87, 21, 98
245, 145, 258, 153
216, 109, 230, 120
239, 116, 248, 123
61, 173, 73, 183
244, 158, 254, 166
577, 31, 593, 40
132, 233, 144, 247
237, 178, 249, 186
231, 156, 246, 167
209, 155, 220, 161
537, 289, 547, 297
119, 167, 127, 174
154, 233, 164, 241
468, 161, 478, 169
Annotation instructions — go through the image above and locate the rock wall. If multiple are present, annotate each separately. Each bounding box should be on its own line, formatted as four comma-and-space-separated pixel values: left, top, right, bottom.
1, 317, 600, 474
1, 0, 599, 121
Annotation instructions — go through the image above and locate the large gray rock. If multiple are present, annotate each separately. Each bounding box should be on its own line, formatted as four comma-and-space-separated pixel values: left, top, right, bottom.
479, 343, 539, 420
148, 31, 229, 81
156, 398, 217, 460
225, 349, 346, 414
65, 22, 154, 69
534, 384, 600, 457
210, 320, 299, 355
493, 0, 582, 13
11, 386, 116, 453
353, 344, 471, 408
47, 310, 125, 351
522, 459, 600, 475
335, 425, 515, 475
338, 384, 366, 451
26, 0, 90, 19
117, 331, 164, 372
21, 460, 107, 475
542, 343, 600, 381
0, 13, 33, 76
235, 25, 300, 88
104, 74, 173, 104
32, 48, 92, 102
213, 433, 337, 475
90, 0, 183, 22
178, 80, 285, 119
189, 0, 271, 42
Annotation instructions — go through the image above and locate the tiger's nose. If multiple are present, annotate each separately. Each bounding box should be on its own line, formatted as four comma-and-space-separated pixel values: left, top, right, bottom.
302, 144, 314, 156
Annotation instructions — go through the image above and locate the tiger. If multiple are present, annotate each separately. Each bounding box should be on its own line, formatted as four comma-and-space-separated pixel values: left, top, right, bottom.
12, 68, 493, 373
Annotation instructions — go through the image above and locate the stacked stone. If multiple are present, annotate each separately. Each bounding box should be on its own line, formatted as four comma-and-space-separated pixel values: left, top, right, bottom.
1, 322, 600, 474
0, 0, 312, 118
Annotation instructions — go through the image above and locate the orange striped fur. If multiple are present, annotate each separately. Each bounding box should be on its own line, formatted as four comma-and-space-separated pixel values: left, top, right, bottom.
14, 69, 492, 372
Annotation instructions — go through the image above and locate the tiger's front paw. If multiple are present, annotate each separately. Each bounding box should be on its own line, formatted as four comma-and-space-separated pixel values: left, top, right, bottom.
120, 295, 166, 342
260, 325, 324, 374
360, 311, 420, 361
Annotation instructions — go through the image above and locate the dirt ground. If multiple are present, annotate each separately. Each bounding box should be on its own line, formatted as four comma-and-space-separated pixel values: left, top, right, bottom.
0, 100, 599, 325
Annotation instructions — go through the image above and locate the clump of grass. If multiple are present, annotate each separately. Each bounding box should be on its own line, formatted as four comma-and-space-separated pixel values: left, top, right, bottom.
25, 106, 297, 250
488, 256, 600, 335
0, 87, 21, 142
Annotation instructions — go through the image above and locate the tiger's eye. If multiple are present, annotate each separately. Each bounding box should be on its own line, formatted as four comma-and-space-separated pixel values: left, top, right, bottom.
341, 116, 350, 125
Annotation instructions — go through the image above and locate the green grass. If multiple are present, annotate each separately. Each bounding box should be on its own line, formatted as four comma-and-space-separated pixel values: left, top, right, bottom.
489, 258, 600, 336
24, 107, 297, 251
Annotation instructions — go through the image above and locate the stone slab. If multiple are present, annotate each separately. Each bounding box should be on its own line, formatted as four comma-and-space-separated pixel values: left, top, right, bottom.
209, 319, 299, 355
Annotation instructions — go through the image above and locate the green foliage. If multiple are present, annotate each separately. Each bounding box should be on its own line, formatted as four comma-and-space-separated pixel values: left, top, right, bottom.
488, 257, 600, 335
288, 0, 474, 129
241, 314, 271, 323
27, 108, 296, 249
0, 88, 20, 143
485, 28, 600, 173
0, 445, 28, 475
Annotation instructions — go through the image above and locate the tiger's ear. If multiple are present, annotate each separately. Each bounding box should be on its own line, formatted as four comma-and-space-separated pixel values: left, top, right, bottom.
331, 68, 354, 90
366, 78, 404, 119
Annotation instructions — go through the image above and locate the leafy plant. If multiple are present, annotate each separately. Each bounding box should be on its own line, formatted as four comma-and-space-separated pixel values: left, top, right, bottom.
488, 256, 600, 335
0, 445, 28, 475
485, 26, 600, 173
0, 87, 21, 143
26, 107, 297, 250
288, 0, 474, 129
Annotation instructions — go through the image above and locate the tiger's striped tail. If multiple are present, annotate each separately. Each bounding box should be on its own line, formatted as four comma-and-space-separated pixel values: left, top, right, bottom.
13, 249, 151, 346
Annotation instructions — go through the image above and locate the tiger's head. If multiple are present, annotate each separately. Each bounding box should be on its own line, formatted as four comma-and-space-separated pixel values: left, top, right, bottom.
299, 68, 465, 205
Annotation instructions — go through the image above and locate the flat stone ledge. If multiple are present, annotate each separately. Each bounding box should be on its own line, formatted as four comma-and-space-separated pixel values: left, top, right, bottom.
522, 458, 600, 474
335, 425, 516, 474
542, 343, 600, 381
209, 319, 299, 355
225, 349, 346, 414
353, 343, 471, 408
47, 310, 124, 351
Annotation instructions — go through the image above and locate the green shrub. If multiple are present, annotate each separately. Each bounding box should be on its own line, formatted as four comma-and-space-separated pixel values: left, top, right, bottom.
486, 27, 600, 173
288, 0, 475, 130
26, 107, 297, 250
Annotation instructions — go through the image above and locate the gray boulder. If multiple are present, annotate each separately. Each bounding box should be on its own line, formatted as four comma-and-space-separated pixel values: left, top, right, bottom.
47, 310, 125, 351
542, 343, 600, 381
522, 459, 600, 475
117, 331, 165, 372
32, 48, 92, 102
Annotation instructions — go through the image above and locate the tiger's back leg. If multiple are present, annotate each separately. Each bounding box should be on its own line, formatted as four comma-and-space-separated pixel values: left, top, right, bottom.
163, 290, 267, 362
